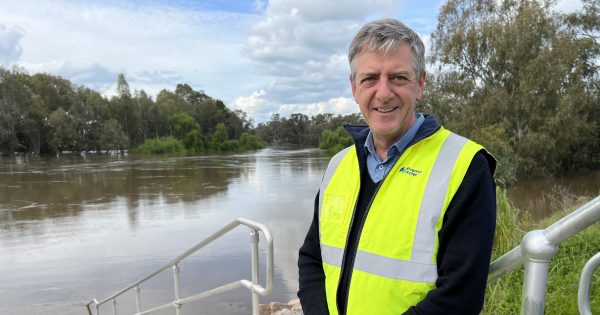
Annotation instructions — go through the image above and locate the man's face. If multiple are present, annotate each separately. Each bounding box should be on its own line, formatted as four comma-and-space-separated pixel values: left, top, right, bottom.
351, 43, 426, 146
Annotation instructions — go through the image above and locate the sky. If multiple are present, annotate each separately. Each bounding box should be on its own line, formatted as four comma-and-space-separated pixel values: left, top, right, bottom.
0, 0, 583, 124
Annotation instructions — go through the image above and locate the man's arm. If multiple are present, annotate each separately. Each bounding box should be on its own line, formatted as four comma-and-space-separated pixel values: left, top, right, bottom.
404, 151, 497, 315
298, 193, 329, 315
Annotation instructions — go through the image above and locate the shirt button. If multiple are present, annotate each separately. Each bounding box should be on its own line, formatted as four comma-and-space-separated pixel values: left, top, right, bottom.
378, 165, 384, 170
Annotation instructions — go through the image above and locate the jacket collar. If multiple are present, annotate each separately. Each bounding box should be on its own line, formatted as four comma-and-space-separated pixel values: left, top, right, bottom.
344, 114, 442, 156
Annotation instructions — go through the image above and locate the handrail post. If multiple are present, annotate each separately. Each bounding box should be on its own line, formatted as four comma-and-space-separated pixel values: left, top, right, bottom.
112, 298, 117, 315
520, 230, 557, 315
135, 286, 141, 313
173, 264, 182, 315
578, 252, 600, 315
250, 229, 260, 315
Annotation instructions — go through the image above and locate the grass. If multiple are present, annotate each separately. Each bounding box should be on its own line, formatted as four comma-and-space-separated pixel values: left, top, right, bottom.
482, 187, 600, 314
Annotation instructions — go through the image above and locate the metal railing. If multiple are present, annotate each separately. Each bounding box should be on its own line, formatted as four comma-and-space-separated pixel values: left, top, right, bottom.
86, 218, 274, 315
487, 195, 600, 315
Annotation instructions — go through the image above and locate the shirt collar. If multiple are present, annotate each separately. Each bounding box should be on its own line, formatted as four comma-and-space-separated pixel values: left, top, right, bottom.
364, 113, 425, 161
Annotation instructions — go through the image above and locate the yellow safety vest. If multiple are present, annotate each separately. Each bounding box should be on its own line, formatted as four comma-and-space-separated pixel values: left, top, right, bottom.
319, 128, 486, 315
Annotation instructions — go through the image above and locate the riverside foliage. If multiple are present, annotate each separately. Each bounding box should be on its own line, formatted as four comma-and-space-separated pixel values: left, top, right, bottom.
0, 71, 261, 155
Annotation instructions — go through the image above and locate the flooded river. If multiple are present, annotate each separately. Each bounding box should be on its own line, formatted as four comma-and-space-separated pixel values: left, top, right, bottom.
0, 148, 328, 315
0, 148, 598, 314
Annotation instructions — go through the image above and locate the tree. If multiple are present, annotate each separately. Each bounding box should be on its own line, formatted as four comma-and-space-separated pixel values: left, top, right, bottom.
48, 107, 77, 154
136, 89, 159, 140
211, 122, 230, 151
0, 68, 32, 154
110, 74, 141, 146
100, 118, 129, 152
168, 112, 204, 152
429, 0, 599, 177
320, 126, 354, 155
73, 87, 110, 153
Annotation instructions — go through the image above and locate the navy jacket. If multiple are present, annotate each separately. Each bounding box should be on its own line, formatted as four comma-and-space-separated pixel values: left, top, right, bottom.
298, 115, 497, 315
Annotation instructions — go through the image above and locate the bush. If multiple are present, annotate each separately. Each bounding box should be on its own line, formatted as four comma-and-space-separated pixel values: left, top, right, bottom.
239, 133, 265, 151
320, 127, 353, 155
132, 137, 185, 154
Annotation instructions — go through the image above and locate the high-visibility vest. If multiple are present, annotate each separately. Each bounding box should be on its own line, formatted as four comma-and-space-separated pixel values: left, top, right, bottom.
319, 127, 486, 315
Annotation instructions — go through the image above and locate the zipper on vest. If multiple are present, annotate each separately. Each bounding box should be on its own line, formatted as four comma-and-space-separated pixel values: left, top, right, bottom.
337, 169, 387, 315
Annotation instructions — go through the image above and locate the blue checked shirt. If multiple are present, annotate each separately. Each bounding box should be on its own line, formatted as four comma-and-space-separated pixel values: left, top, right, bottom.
364, 113, 425, 183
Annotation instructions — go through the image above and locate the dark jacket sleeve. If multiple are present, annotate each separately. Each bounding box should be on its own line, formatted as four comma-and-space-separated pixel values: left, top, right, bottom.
298, 193, 329, 315
403, 151, 497, 315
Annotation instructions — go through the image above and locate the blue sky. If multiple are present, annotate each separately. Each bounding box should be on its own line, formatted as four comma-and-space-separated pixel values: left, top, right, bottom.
0, 0, 582, 124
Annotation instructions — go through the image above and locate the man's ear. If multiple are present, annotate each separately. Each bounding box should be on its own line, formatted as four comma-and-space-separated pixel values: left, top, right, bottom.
350, 75, 357, 99
416, 71, 426, 101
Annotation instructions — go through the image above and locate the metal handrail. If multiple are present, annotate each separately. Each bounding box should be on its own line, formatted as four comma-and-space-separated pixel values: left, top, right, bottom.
487, 195, 600, 314
86, 218, 274, 315
578, 252, 600, 315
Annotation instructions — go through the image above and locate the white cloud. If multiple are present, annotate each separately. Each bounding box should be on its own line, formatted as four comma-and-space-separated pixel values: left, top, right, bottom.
235, 89, 359, 123
0, 24, 25, 68
242, 0, 406, 122
278, 97, 358, 117
0, 0, 263, 98
234, 89, 269, 115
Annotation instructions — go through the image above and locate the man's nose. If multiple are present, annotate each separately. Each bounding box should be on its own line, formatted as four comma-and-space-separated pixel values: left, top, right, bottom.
375, 78, 394, 102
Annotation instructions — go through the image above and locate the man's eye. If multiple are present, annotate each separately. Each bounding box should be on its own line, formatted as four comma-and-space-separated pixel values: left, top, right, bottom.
361, 77, 376, 84
392, 76, 409, 82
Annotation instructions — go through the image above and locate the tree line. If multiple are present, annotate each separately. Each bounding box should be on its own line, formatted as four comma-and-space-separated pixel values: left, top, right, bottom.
0, 0, 598, 185
255, 113, 364, 148
0, 71, 261, 155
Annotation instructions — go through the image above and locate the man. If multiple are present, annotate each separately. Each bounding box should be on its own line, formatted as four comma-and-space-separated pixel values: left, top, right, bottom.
297, 19, 496, 315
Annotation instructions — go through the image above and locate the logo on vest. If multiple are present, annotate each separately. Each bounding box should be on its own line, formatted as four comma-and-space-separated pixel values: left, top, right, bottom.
399, 166, 422, 176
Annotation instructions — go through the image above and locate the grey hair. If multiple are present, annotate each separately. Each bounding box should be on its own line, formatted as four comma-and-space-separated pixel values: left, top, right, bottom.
348, 18, 425, 81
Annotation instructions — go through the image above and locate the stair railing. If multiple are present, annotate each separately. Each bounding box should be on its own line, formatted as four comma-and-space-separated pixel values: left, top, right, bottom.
85, 218, 273, 315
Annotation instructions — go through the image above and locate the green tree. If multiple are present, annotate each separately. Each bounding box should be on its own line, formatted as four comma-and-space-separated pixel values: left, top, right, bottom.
0, 70, 22, 154
73, 87, 110, 153
320, 126, 354, 155
429, 0, 599, 177
110, 74, 141, 146
136, 89, 159, 141
21, 95, 48, 155
168, 112, 204, 152
211, 122, 230, 151
239, 132, 265, 150
156, 89, 186, 135
100, 118, 129, 152
48, 108, 77, 154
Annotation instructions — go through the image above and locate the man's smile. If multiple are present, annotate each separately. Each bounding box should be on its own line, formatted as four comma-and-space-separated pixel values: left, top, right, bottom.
375, 106, 399, 113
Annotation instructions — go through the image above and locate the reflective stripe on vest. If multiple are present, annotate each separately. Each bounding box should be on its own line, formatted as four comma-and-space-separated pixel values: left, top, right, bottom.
318, 128, 484, 315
